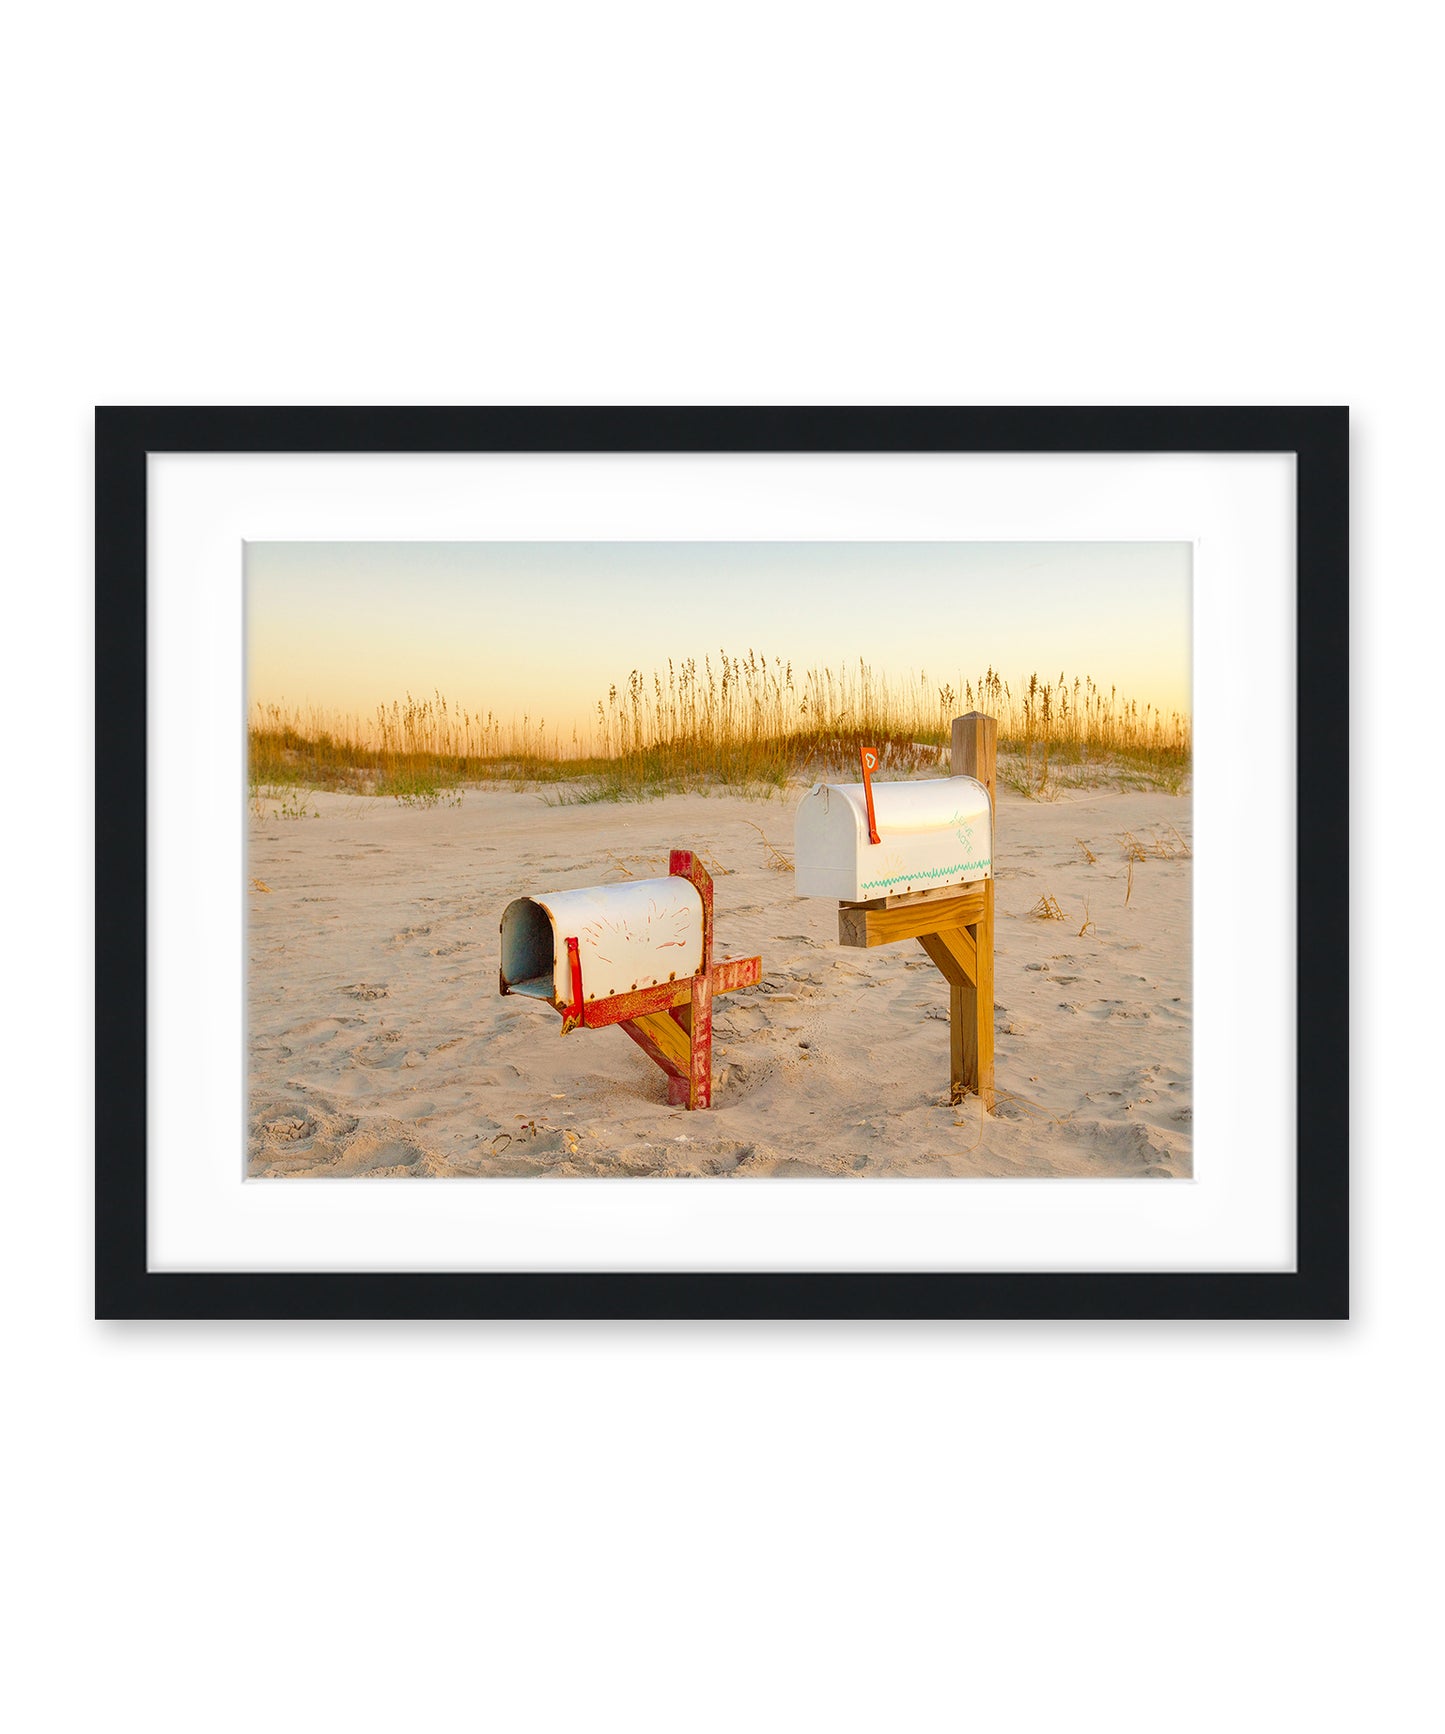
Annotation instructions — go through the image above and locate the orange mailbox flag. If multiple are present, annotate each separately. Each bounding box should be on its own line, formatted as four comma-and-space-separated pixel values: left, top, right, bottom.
859, 745, 881, 845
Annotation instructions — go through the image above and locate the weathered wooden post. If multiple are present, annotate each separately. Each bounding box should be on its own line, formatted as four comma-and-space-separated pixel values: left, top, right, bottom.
499, 849, 761, 1109
626, 849, 716, 1109
947, 712, 996, 1109
793, 715, 998, 1110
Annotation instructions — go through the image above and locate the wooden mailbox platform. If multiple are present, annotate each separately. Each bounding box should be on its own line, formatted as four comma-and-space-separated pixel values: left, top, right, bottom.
837, 713, 997, 1109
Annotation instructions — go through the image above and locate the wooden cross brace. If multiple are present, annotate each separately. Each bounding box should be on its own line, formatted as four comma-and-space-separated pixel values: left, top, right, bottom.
559, 849, 761, 1110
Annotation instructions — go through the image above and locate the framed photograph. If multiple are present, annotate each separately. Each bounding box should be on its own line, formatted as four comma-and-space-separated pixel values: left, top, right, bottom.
95, 406, 1348, 1319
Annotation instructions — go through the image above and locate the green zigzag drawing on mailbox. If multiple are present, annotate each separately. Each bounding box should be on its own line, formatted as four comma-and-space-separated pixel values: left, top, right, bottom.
858, 810, 989, 893
860, 857, 991, 893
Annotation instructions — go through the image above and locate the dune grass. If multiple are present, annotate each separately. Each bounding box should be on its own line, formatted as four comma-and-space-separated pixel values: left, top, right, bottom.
248, 657, 1190, 807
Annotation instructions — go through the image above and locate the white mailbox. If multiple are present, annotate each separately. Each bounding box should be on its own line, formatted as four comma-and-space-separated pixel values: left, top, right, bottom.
500, 876, 706, 1006
793, 774, 993, 903
498, 847, 763, 1111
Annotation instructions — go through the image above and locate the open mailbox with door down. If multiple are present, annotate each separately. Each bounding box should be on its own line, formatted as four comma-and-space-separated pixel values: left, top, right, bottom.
792, 713, 1000, 1110
499, 849, 761, 1110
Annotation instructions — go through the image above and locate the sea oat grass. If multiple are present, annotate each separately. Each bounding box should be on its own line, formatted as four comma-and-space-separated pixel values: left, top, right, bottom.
248, 659, 1189, 805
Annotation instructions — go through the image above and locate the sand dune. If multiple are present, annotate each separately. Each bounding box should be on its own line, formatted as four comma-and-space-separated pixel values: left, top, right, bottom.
247, 782, 1191, 1178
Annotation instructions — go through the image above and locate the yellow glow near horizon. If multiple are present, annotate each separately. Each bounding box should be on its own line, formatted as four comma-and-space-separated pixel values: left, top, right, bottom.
246, 541, 1191, 739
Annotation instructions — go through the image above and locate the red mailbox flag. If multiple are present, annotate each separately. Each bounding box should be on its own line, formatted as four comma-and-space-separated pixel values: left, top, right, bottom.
860, 745, 881, 845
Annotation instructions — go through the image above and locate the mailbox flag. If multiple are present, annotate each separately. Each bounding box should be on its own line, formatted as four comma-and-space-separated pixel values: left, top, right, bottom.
859, 745, 881, 845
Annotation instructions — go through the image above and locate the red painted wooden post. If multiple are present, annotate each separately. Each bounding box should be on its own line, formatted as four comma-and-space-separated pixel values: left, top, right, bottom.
667, 849, 715, 1108
668, 849, 711, 1106
686, 967, 713, 1109
669, 849, 714, 959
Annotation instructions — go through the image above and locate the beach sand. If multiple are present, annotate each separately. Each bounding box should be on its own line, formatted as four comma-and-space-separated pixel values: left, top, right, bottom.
247, 781, 1192, 1178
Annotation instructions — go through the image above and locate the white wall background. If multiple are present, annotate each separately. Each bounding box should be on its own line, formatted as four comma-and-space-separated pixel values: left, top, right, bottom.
4, 4, 1436, 1730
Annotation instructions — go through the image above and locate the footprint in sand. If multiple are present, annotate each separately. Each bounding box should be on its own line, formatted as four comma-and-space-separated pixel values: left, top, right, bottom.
349, 1032, 414, 1069
1057, 1116, 1181, 1176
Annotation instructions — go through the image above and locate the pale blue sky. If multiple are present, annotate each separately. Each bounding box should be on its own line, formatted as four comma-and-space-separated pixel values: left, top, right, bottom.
246, 541, 1191, 734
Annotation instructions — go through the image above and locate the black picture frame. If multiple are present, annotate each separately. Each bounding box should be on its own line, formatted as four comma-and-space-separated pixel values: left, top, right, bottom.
95, 406, 1348, 1320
